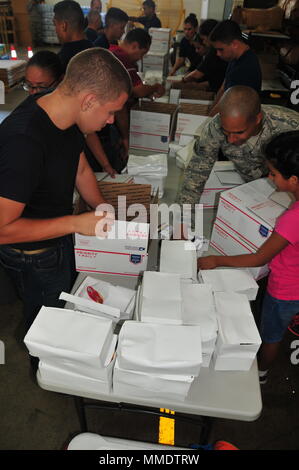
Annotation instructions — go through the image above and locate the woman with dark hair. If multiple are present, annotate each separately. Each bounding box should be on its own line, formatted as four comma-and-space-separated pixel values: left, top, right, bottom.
169, 13, 200, 76
23, 50, 63, 95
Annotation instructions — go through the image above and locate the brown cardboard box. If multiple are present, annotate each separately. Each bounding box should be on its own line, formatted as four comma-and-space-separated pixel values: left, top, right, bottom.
241, 7, 284, 31
75, 182, 157, 222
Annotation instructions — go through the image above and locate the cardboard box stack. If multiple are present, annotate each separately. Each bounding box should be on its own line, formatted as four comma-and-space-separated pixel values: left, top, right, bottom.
0, 60, 26, 90
210, 178, 293, 279
113, 321, 202, 401
141, 28, 171, 77
129, 102, 177, 153
148, 28, 171, 54
39, 4, 59, 44
127, 153, 168, 197
24, 306, 117, 393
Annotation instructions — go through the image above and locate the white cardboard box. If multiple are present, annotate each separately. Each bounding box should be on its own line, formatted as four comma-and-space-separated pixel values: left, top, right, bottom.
199, 162, 245, 209
60, 276, 136, 322
75, 220, 149, 277
210, 219, 269, 280
148, 27, 171, 54
142, 52, 169, 76
129, 103, 177, 153
215, 178, 288, 250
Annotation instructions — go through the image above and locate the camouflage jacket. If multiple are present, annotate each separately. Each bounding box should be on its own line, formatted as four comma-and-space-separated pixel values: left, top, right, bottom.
176, 105, 299, 210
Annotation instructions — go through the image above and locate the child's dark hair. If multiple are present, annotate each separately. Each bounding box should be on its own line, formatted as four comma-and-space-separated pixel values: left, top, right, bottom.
184, 13, 198, 29
265, 131, 299, 179
27, 50, 63, 82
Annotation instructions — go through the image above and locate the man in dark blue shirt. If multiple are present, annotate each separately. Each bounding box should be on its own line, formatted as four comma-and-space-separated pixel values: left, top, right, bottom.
94, 7, 128, 48
208, 20, 261, 116
129, 0, 161, 32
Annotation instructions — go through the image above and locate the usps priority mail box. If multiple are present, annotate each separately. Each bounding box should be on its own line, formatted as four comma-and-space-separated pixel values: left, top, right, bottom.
75, 220, 149, 276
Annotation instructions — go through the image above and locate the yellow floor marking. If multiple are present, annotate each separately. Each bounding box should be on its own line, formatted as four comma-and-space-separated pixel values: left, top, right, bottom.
159, 408, 175, 445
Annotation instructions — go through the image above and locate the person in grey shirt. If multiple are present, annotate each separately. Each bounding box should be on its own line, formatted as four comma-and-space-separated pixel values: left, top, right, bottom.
176, 86, 299, 223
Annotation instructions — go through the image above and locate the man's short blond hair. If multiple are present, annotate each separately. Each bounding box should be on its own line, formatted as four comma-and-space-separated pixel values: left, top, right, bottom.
60, 48, 132, 102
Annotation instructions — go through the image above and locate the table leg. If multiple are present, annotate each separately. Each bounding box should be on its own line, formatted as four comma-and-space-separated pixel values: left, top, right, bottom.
74, 396, 88, 432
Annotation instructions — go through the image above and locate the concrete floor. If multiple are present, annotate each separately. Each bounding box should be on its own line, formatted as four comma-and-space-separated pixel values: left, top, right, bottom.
0, 80, 299, 451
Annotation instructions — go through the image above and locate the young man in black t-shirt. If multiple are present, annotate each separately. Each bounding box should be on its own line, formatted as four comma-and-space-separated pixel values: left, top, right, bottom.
54, 1, 93, 73
129, 0, 161, 32
208, 20, 262, 116
0, 49, 131, 367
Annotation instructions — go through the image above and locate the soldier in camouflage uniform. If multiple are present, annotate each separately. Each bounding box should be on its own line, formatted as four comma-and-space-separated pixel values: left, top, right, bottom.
176, 86, 299, 222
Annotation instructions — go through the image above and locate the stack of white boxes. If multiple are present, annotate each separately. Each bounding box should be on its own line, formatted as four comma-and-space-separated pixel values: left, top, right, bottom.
198, 268, 261, 370
113, 321, 202, 401
142, 28, 171, 77
127, 153, 168, 197
210, 178, 293, 279
24, 306, 117, 394
39, 4, 59, 44
213, 292, 262, 371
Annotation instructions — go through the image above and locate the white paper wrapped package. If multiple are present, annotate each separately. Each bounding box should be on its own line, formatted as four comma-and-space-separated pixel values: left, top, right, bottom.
113, 360, 194, 401
159, 240, 197, 281
117, 321, 202, 376
140, 271, 183, 324
199, 268, 259, 301
213, 292, 261, 371
127, 154, 168, 177
181, 284, 217, 367
127, 154, 168, 197
24, 306, 114, 379
38, 335, 117, 394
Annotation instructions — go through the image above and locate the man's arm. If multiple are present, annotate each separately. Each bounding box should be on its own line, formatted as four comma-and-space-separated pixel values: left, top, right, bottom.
169, 57, 185, 76
133, 82, 165, 99
75, 152, 106, 209
175, 119, 221, 208
85, 133, 116, 177
0, 196, 105, 244
183, 69, 204, 83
